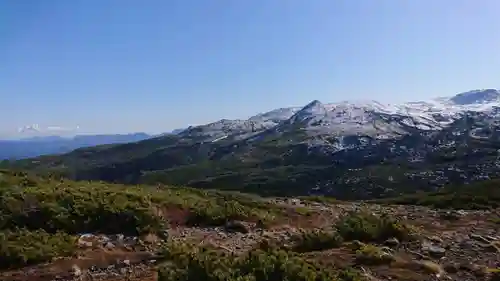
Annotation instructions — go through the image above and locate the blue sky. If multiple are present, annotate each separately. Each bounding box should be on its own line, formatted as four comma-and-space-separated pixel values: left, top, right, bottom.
1, 0, 499, 137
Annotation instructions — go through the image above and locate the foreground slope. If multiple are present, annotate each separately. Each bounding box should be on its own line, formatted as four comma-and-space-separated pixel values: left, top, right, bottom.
0, 171, 499, 281
6, 89, 500, 198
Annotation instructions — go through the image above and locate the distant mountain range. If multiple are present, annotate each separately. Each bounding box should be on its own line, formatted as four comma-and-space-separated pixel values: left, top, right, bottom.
7, 89, 500, 199
0, 126, 189, 160
0, 133, 153, 160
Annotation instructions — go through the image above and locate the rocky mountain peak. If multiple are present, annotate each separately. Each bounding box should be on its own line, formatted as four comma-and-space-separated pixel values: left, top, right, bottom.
288, 100, 328, 123
450, 89, 500, 105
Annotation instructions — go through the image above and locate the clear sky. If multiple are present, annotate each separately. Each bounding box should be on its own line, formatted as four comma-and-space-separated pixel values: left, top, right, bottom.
1, 0, 499, 137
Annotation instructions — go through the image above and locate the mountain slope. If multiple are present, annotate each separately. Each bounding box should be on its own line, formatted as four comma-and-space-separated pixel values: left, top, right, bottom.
6, 89, 500, 199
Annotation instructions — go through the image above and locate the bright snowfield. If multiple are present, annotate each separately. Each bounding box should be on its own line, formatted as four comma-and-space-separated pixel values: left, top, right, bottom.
180, 89, 500, 144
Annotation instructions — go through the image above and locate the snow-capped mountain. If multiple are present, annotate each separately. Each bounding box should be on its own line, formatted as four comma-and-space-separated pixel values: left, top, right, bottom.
178, 89, 500, 144
449, 89, 500, 105
248, 107, 301, 123
12, 89, 500, 199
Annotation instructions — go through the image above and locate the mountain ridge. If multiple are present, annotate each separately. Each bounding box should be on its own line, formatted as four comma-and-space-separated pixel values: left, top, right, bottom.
6, 89, 500, 199
174, 88, 500, 144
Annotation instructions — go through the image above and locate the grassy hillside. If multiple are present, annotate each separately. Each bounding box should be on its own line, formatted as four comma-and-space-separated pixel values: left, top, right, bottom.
0, 169, 280, 269
0, 170, 499, 281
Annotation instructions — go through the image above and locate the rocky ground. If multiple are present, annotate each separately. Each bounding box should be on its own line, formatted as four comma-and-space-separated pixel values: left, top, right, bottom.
1, 199, 499, 281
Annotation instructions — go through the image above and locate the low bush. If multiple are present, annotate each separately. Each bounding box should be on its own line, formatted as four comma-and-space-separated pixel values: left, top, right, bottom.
0, 170, 289, 272
0, 229, 76, 269
185, 200, 275, 227
0, 170, 279, 235
291, 230, 343, 253
335, 211, 415, 243
157, 241, 363, 281
0, 183, 165, 235
355, 244, 394, 265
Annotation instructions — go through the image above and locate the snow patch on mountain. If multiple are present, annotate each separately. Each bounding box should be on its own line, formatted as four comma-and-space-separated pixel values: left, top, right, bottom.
449, 89, 500, 105
249, 107, 301, 123
180, 89, 500, 143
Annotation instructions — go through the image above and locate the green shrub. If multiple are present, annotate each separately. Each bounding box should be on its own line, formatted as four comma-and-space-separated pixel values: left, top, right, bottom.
0, 170, 279, 235
157, 241, 363, 281
186, 201, 247, 226
291, 230, 343, 253
185, 199, 277, 227
335, 211, 415, 243
0, 184, 165, 235
294, 207, 313, 216
0, 229, 76, 269
355, 244, 394, 265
